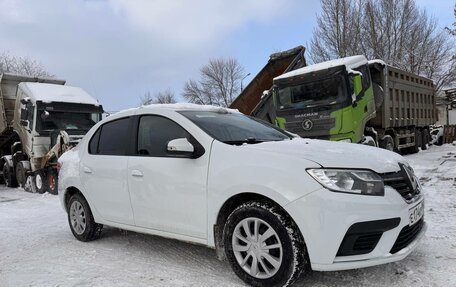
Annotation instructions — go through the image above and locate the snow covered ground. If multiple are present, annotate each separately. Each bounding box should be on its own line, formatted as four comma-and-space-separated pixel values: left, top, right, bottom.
0, 144, 455, 287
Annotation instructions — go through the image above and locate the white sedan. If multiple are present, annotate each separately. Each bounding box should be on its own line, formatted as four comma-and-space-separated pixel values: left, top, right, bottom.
58, 104, 426, 287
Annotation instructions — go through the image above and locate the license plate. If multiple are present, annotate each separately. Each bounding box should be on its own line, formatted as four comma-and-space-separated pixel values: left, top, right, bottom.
409, 201, 424, 226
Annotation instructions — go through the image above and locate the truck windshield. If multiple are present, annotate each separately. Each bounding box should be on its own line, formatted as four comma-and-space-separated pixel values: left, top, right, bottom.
36, 111, 101, 132
179, 110, 291, 145
276, 70, 348, 110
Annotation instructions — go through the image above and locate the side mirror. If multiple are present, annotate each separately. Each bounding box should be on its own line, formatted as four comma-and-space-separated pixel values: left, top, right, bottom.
352, 74, 363, 97
41, 110, 50, 120
20, 108, 28, 121
167, 138, 194, 154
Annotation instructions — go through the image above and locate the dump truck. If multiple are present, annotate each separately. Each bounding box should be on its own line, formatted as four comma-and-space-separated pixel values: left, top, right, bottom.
230, 47, 436, 154
0, 73, 103, 194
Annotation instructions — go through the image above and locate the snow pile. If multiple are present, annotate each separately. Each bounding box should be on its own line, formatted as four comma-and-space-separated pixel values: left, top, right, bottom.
19, 82, 100, 106
275, 55, 367, 81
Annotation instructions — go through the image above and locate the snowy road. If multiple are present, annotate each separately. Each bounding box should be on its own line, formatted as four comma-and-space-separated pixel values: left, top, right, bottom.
1, 144, 455, 287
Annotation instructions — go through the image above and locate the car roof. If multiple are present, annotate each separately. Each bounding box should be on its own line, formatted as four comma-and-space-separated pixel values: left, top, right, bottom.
111, 103, 241, 119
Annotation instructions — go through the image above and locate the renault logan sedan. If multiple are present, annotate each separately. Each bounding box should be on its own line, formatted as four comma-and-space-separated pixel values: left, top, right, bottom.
58, 104, 426, 287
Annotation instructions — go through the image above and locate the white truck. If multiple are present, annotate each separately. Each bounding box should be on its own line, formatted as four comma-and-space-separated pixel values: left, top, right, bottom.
0, 73, 103, 194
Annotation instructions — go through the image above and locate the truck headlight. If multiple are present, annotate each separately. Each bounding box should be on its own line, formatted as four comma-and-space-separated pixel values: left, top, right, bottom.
307, 169, 384, 196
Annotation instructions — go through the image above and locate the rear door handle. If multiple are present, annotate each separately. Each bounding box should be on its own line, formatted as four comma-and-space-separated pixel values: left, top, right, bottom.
83, 166, 92, 174
131, 169, 143, 177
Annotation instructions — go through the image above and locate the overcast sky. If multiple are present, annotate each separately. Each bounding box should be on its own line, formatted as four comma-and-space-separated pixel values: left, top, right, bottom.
0, 0, 453, 111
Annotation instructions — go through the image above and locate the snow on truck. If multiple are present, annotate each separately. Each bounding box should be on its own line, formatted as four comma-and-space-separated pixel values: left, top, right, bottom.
0, 73, 103, 194
231, 46, 436, 154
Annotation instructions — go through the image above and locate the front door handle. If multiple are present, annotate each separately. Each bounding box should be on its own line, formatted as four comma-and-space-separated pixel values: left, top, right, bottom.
83, 166, 92, 174
131, 169, 143, 177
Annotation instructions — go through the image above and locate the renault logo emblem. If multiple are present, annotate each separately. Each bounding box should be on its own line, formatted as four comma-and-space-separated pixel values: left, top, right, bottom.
302, 119, 313, 131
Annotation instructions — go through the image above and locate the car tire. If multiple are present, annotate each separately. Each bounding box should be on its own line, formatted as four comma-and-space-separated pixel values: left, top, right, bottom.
224, 201, 307, 287
67, 193, 103, 242
3, 162, 18, 188
46, 168, 58, 195
34, 170, 47, 194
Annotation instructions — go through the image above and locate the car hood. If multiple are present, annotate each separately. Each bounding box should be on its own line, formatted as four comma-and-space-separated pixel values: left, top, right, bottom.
243, 138, 405, 174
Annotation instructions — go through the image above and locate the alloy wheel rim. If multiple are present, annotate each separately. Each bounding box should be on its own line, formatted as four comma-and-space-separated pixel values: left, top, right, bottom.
232, 217, 283, 279
70, 201, 86, 235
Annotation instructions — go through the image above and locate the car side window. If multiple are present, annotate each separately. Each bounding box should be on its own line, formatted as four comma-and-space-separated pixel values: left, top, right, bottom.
88, 128, 100, 154
137, 115, 191, 157
90, 117, 130, 155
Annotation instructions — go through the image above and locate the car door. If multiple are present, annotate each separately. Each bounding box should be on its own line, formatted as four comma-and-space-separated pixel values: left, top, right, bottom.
80, 116, 135, 225
127, 114, 209, 239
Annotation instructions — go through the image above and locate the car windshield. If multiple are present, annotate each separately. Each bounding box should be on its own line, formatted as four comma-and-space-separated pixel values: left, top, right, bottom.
276, 70, 348, 110
36, 111, 102, 132
179, 110, 291, 145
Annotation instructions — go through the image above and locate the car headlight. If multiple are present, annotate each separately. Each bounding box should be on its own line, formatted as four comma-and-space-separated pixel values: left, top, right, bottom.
307, 169, 384, 196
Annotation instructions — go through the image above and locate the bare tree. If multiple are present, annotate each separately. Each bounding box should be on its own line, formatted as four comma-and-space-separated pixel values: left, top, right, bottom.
446, 5, 455, 36
139, 89, 177, 106
183, 58, 244, 107
309, 0, 456, 90
0, 52, 52, 77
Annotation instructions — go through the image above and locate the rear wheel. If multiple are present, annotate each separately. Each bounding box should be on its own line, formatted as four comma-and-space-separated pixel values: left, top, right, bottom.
421, 129, 429, 150
408, 129, 421, 154
3, 162, 18, 188
47, 168, 58, 195
224, 201, 307, 287
34, 170, 47, 194
68, 193, 103, 242
15, 161, 30, 189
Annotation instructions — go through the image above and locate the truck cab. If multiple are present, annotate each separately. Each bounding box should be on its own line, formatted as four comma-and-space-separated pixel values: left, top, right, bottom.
3, 82, 103, 193
272, 55, 377, 144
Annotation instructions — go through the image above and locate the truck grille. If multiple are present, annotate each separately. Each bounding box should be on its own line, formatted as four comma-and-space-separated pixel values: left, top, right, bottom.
390, 218, 424, 254
381, 172, 420, 201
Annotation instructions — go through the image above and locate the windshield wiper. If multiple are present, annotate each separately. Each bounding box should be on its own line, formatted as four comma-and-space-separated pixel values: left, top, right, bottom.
223, 137, 265, 145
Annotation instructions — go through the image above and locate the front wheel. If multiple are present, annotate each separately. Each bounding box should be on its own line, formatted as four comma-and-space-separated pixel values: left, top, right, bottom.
68, 193, 103, 242
224, 201, 307, 287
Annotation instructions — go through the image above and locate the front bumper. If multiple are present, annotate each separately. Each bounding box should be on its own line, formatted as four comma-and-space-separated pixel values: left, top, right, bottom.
284, 186, 425, 271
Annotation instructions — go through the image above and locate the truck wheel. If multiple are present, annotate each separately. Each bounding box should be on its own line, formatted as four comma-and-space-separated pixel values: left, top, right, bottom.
47, 168, 58, 195
68, 193, 103, 242
437, 136, 443, 146
408, 130, 421, 154
381, 135, 394, 152
15, 161, 30, 189
3, 162, 18, 188
421, 129, 429, 150
34, 170, 47, 194
224, 201, 307, 287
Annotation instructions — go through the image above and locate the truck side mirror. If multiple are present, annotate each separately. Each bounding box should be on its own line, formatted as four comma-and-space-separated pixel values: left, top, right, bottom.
20, 108, 28, 121
353, 74, 363, 96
